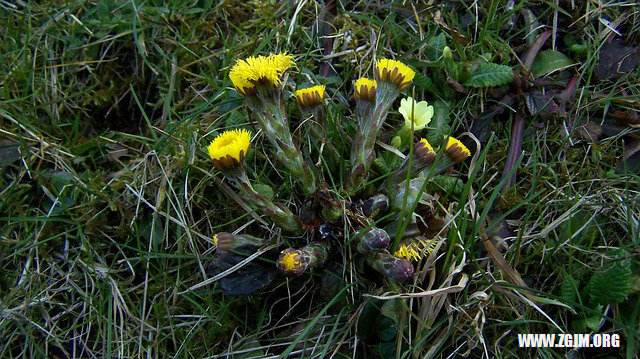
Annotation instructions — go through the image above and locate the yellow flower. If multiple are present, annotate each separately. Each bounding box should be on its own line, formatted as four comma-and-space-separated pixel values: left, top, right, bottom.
277, 249, 305, 274
213, 233, 219, 246
295, 85, 326, 108
399, 97, 433, 131
393, 238, 436, 261
207, 129, 251, 171
394, 244, 422, 261
376, 59, 415, 90
354, 77, 377, 101
443, 136, 471, 163
418, 138, 434, 153
416, 138, 436, 164
229, 53, 295, 95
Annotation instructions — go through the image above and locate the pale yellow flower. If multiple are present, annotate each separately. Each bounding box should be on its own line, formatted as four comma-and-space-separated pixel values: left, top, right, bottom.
398, 97, 433, 131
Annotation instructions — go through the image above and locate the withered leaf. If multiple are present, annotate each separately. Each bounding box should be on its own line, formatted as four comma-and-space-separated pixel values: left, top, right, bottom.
595, 39, 640, 80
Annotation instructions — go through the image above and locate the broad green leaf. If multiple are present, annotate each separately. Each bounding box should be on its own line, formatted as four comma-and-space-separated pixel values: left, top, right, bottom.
427, 33, 446, 61
376, 317, 397, 341
425, 100, 450, 148
252, 183, 274, 200
589, 262, 632, 305
531, 50, 574, 78
381, 298, 403, 324
357, 299, 383, 341
464, 62, 514, 88
561, 273, 580, 305
430, 175, 464, 197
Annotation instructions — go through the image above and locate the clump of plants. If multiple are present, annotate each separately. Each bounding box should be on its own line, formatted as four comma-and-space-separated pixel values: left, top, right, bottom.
207, 52, 471, 295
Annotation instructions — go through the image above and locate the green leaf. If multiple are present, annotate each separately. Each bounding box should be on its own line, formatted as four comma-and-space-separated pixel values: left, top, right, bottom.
588, 262, 632, 305
430, 175, 464, 197
376, 317, 397, 341
252, 183, 274, 200
381, 298, 403, 324
573, 314, 602, 332
426, 101, 450, 148
357, 299, 383, 341
528, 294, 576, 314
531, 50, 574, 78
561, 273, 580, 305
427, 33, 446, 61
412, 71, 436, 93
464, 62, 514, 88
373, 156, 391, 174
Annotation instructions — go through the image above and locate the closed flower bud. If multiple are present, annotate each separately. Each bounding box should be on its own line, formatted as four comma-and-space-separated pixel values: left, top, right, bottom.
443, 136, 471, 163
443, 46, 453, 63
357, 227, 391, 254
415, 138, 436, 165
391, 136, 402, 149
354, 77, 377, 101
368, 252, 414, 283
214, 232, 264, 254
295, 85, 326, 108
362, 193, 389, 218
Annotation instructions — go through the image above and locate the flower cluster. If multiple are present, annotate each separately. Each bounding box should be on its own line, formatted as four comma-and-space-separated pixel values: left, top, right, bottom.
205, 51, 472, 295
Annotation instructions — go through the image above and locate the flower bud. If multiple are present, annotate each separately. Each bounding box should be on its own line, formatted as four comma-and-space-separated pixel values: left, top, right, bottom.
415, 138, 436, 165
391, 136, 402, 149
214, 232, 264, 254
443, 136, 471, 163
443, 46, 453, 63
368, 252, 414, 283
357, 227, 391, 254
362, 193, 389, 218
295, 85, 326, 108
354, 77, 377, 101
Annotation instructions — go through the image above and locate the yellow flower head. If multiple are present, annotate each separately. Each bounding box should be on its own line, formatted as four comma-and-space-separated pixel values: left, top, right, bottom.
213, 233, 219, 246
229, 53, 295, 96
443, 136, 471, 163
207, 129, 251, 171
295, 85, 326, 108
354, 77, 377, 101
418, 138, 434, 153
277, 248, 305, 274
376, 59, 415, 91
393, 238, 436, 261
399, 97, 433, 131
394, 244, 422, 261
416, 138, 436, 164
